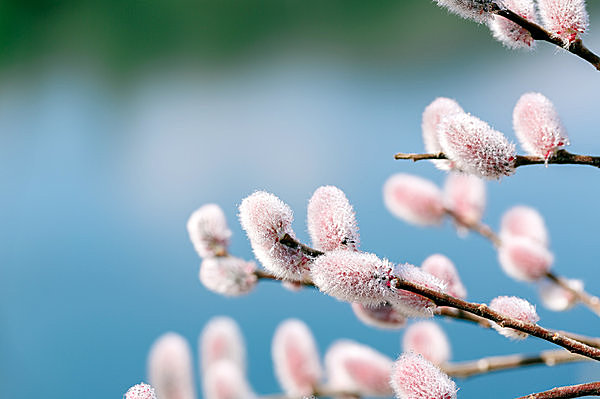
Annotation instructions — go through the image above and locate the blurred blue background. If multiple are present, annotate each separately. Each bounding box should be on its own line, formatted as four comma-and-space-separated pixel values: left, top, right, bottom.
1, 1, 600, 398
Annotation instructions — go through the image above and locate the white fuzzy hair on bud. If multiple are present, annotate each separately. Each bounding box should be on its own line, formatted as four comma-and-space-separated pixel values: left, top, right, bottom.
238, 191, 310, 281
200, 316, 246, 374
402, 321, 451, 366
187, 204, 231, 258
500, 205, 549, 247
434, 0, 495, 23
489, 296, 540, 339
202, 360, 257, 399
438, 112, 516, 179
513, 92, 569, 162
351, 302, 407, 330
390, 352, 458, 399
488, 0, 538, 49
422, 98, 465, 171
498, 237, 554, 282
148, 333, 197, 399
383, 174, 445, 226
393, 263, 447, 318
538, 0, 589, 45
443, 172, 486, 235
124, 383, 157, 399
272, 319, 322, 397
538, 278, 583, 311
307, 185, 360, 251
421, 254, 467, 299
325, 340, 394, 396
199, 256, 257, 296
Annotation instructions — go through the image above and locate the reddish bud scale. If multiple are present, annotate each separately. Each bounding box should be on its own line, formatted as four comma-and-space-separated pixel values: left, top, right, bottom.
199, 256, 257, 296
422, 98, 465, 171
538, 0, 589, 44
124, 383, 157, 399
202, 360, 257, 399
148, 333, 197, 399
498, 237, 554, 282
200, 317, 246, 374
489, 296, 540, 339
500, 205, 549, 247
390, 353, 457, 399
488, 0, 538, 49
383, 174, 445, 226
402, 321, 451, 366
187, 204, 232, 258
421, 254, 467, 300
351, 302, 407, 330
434, 0, 495, 23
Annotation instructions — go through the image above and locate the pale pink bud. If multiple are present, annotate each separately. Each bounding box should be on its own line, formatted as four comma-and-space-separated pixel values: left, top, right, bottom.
538, 0, 589, 45
434, 0, 495, 23
393, 264, 447, 318
124, 383, 157, 399
390, 353, 457, 399
200, 317, 246, 374
307, 185, 360, 251
513, 93, 569, 161
443, 172, 486, 233
538, 278, 583, 311
148, 333, 196, 399
202, 360, 257, 399
351, 302, 407, 330
402, 322, 451, 366
187, 204, 231, 258
272, 319, 322, 396
421, 254, 467, 299
199, 256, 257, 296
438, 112, 516, 179
325, 340, 394, 396
488, 0, 538, 48
498, 237, 554, 282
238, 191, 310, 281
422, 98, 465, 171
500, 205, 549, 247
383, 174, 445, 226
489, 296, 540, 339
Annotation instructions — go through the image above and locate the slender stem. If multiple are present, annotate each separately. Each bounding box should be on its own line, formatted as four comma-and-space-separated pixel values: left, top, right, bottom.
516, 382, 600, 399
545, 272, 600, 317
444, 208, 501, 247
254, 269, 316, 288
280, 233, 325, 258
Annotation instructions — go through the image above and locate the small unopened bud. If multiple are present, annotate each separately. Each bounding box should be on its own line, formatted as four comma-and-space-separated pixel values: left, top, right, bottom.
390, 353, 457, 399
200, 317, 246, 374
513, 93, 569, 161
148, 333, 197, 399
444, 172, 486, 234
124, 383, 157, 399
307, 186, 360, 251
498, 237, 554, 282
488, 0, 538, 49
500, 205, 549, 247
202, 360, 257, 399
438, 112, 516, 179
187, 204, 231, 258
272, 319, 322, 397
239, 191, 310, 281
351, 302, 407, 330
434, 0, 495, 23
383, 174, 445, 226
402, 321, 451, 366
538, 0, 589, 45
422, 98, 465, 171
538, 278, 583, 311
421, 254, 467, 299
325, 340, 394, 396
199, 256, 257, 296
489, 296, 539, 339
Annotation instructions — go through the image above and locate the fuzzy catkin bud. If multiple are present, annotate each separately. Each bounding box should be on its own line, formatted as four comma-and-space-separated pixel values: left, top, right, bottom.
443, 172, 486, 234
124, 383, 157, 399
187, 204, 231, 258
489, 296, 539, 339
351, 302, 407, 330
434, 0, 495, 23
200, 316, 246, 374
422, 98, 465, 171
325, 340, 394, 396
238, 191, 310, 281
383, 174, 445, 226
390, 353, 458, 399
199, 256, 257, 296
393, 263, 447, 318
307, 186, 360, 251
202, 360, 257, 399
538, 278, 583, 311
148, 333, 197, 399
538, 0, 589, 45
500, 205, 549, 247
402, 321, 451, 366
488, 0, 538, 49
438, 112, 516, 179
498, 237, 554, 282
421, 254, 467, 299
513, 93, 569, 161
272, 319, 322, 397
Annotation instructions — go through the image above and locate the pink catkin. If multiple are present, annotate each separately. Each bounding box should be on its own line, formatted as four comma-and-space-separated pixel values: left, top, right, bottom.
402, 321, 451, 366
421, 254, 467, 300
394, 264, 447, 318
148, 333, 197, 399
307, 185, 360, 252
438, 112, 516, 179
513, 92, 569, 161
238, 191, 310, 281
187, 204, 231, 258
200, 316, 246, 374
325, 340, 394, 396
272, 319, 322, 397
443, 172, 486, 233
488, 0, 538, 49
538, 278, 583, 311
489, 296, 540, 339
500, 205, 549, 247
383, 174, 445, 226
124, 383, 157, 399
390, 353, 457, 399
498, 237, 554, 282
538, 0, 588, 45
422, 98, 465, 171
199, 256, 257, 296
202, 360, 256, 399
434, 0, 495, 23
351, 302, 407, 330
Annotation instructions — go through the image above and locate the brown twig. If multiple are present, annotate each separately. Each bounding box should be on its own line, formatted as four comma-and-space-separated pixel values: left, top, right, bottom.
254, 269, 316, 288
516, 382, 600, 399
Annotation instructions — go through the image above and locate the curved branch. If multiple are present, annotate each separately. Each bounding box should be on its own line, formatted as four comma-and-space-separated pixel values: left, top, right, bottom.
516, 382, 600, 399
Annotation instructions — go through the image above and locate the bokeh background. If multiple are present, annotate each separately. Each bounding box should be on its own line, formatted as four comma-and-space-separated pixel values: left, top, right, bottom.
1, 1, 600, 398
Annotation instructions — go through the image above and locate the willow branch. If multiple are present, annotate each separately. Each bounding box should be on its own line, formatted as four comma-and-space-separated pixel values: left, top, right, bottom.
516, 382, 600, 399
